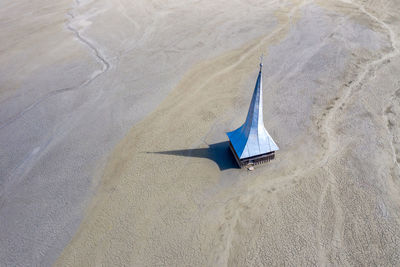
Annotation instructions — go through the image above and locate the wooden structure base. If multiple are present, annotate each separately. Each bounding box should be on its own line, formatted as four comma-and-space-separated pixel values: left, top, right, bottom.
229, 142, 275, 168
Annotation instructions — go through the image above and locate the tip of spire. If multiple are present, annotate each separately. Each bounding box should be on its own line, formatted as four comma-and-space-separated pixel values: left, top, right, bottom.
259, 54, 263, 71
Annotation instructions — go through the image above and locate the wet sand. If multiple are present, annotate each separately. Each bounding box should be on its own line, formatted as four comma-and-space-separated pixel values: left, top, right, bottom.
1, 0, 400, 266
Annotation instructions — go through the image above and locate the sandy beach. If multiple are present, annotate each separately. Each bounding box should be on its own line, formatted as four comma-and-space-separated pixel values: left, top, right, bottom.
1, 0, 400, 266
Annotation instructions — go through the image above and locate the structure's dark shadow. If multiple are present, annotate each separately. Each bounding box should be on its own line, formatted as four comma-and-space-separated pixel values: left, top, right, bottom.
147, 141, 239, 171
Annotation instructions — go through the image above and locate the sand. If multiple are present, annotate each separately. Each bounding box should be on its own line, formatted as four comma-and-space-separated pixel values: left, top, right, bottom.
1, 0, 400, 266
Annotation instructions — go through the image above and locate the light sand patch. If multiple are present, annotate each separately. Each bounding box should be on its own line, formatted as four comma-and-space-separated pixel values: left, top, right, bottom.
56, 2, 311, 266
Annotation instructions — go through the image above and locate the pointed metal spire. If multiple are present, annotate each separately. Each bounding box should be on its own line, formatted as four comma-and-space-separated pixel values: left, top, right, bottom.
227, 57, 279, 159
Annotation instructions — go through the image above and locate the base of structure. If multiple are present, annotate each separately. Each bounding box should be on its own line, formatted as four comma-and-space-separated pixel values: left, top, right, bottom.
229, 142, 275, 168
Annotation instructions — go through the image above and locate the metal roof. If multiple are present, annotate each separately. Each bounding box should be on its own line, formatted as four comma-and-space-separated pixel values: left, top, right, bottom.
227, 61, 279, 159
